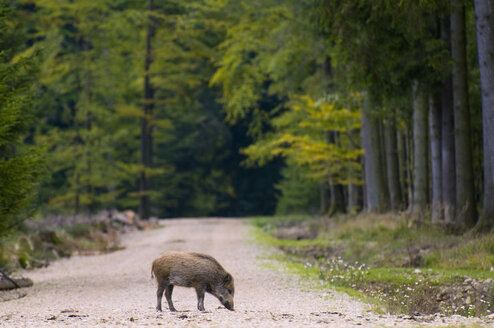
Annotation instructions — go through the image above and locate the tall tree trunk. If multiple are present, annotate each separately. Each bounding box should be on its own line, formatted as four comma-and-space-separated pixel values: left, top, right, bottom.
328, 179, 346, 216
75, 114, 81, 214
326, 131, 346, 215
362, 94, 390, 212
139, 0, 156, 220
85, 110, 93, 213
441, 15, 457, 224
441, 76, 457, 224
378, 118, 390, 206
347, 179, 361, 213
384, 110, 403, 212
397, 130, 409, 209
406, 128, 414, 209
320, 182, 329, 215
362, 109, 377, 212
347, 135, 362, 213
429, 89, 443, 223
412, 82, 428, 219
75, 172, 80, 214
478, 150, 494, 229
82, 55, 93, 213
347, 124, 362, 213
474, 0, 494, 229
451, 1, 478, 228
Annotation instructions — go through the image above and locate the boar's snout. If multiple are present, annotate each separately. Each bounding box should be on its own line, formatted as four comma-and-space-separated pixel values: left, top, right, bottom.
224, 301, 234, 311
219, 297, 234, 311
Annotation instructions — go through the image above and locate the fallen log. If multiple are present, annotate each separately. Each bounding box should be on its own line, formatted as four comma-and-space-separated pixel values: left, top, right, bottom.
0, 271, 33, 291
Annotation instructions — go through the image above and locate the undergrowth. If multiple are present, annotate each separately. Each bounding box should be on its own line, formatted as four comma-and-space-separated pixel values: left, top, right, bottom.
0, 220, 121, 273
252, 213, 494, 317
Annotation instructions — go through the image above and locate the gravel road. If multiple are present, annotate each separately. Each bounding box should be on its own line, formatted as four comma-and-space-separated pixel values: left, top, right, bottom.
0, 218, 491, 327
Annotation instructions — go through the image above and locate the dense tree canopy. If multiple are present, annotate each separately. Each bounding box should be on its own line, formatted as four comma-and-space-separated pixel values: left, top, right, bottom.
1, 0, 493, 231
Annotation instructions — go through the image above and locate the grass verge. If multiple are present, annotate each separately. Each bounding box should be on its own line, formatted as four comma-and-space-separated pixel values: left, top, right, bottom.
251, 213, 494, 317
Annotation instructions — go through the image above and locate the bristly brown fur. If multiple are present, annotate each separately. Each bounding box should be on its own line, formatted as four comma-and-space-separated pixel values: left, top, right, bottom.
152, 251, 235, 312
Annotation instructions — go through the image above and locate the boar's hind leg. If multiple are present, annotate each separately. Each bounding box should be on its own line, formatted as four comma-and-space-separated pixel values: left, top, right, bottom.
156, 279, 171, 312
165, 285, 177, 312
195, 287, 206, 311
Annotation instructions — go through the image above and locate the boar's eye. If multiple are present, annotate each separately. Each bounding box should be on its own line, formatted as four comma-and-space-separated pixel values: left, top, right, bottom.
227, 289, 232, 294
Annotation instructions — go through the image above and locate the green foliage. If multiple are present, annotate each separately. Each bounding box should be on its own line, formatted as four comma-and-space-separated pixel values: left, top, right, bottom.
211, 0, 329, 129
10, 0, 283, 218
314, 0, 450, 98
24, 0, 148, 213
2, 0, 486, 221
243, 94, 363, 186
210, 1, 365, 215
275, 164, 320, 215
0, 1, 43, 237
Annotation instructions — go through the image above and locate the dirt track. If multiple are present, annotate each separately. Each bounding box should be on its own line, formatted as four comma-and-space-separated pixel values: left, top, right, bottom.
0, 218, 491, 327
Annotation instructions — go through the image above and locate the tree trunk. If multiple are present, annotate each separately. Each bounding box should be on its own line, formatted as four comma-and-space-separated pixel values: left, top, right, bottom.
139, 0, 156, 220
347, 181, 360, 213
362, 111, 377, 212
347, 130, 362, 213
441, 75, 457, 224
328, 179, 346, 216
320, 182, 329, 215
361, 94, 389, 212
451, 1, 478, 227
478, 150, 494, 230
429, 89, 443, 223
474, 0, 494, 229
347, 164, 361, 213
397, 129, 409, 209
378, 118, 390, 208
326, 131, 346, 215
441, 16, 457, 224
406, 129, 414, 208
83, 65, 93, 213
74, 104, 81, 214
75, 172, 80, 214
85, 114, 93, 213
384, 110, 403, 212
412, 82, 428, 218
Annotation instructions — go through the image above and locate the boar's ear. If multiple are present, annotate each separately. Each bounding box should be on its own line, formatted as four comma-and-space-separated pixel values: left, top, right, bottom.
223, 273, 233, 284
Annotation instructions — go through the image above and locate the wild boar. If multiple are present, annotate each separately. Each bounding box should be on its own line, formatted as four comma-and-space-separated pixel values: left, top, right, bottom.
151, 251, 235, 312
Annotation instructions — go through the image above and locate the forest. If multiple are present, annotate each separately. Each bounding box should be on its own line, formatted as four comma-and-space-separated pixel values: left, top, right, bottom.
1, 0, 494, 234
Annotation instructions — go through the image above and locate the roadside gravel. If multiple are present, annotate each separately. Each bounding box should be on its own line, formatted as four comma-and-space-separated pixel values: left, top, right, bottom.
0, 218, 491, 327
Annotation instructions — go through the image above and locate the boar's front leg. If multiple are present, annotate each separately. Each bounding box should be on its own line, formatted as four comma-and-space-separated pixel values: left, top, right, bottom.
195, 287, 206, 311
165, 285, 177, 312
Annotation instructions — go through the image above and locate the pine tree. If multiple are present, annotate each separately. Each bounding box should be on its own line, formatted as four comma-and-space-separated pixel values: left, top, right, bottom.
0, 2, 43, 236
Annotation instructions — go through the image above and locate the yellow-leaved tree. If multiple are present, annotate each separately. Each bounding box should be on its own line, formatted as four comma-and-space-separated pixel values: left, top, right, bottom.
243, 94, 363, 214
